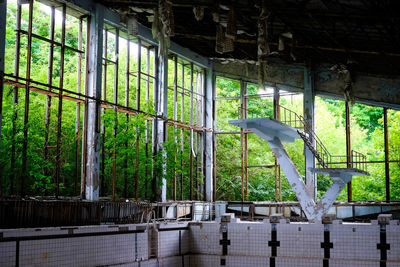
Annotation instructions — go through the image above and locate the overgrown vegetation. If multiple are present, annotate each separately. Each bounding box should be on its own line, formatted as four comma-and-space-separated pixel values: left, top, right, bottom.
0, 1, 399, 202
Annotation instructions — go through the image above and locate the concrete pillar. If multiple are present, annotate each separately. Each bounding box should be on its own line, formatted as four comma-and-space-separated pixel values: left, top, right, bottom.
153, 46, 168, 202
304, 66, 317, 201
204, 67, 214, 201
0, 0, 7, 151
85, 4, 104, 201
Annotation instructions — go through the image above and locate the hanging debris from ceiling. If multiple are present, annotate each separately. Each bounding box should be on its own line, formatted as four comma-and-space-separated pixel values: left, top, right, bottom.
278, 31, 296, 61
152, 0, 175, 56
126, 16, 139, 37
257, 3, 271, 85
216, 24, 234, 53
159, 0, 174, 37
193, 6, 204, 21
330, 64, 354, 105
212, 11, 220, 23
225, 6, 237, 40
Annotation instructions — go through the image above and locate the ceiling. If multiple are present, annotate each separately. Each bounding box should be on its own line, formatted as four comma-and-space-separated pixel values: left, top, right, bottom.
98, 0, 400, 76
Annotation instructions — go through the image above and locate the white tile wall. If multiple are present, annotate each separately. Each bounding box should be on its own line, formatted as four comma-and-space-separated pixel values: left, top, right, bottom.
386, 223, 400, 261
1, 218, 399, 267
277, 222, 324, 258
0, 241, 16, 267
226, 255, 268, 266
276, 257, 321, 267
189, 254, 220, 266
16, 232, 148, 267
157, 229, 189, 258
329, 259, 380, 267
189, 222, 221, 255
228, 222, 271, 257
330, 223, 380, 261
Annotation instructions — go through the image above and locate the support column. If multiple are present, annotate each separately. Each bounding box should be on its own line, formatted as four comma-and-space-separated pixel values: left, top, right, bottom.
84, 5, 104, 201
304, 66, 317, 201
384, 108, 390, 202
0, 0, 6, 150
273, 86, 281, 201
345, 101, 352, 201
0, 0, 6, 195
153, 46, 168, 202
204, 67, 214, 202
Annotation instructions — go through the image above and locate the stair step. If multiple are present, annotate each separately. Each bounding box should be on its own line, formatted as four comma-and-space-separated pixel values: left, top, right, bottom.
298, 130, 328, 168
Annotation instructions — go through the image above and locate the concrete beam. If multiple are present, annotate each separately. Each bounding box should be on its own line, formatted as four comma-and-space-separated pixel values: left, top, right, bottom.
0, 0, 6, 151
315, 66, 400, 110
204, 67, 214, 202
213, 59, 304, 90
85, 4, 104, 201
304, 66, 317, 201
267, 137, 316, 220
213, 59, 400, 110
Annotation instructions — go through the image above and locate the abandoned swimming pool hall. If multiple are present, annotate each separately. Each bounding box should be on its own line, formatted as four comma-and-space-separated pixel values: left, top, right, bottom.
0, 0, 400, 266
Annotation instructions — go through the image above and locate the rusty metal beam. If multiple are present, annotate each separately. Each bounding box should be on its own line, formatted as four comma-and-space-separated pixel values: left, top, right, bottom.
10, 2, 22, 196
102, 29, 108, 198
4, 76, 210, 135
135, 39, 141, 201
384, 108, 390, 202
180, 61, 184, 200
345, 101, 352, 201
244, 83, 248, 201
124, 35, 130, 199
173, 56, 178, 201
75, 17, 83, 196
0, 0, 5, 195
81, 16, 91, 199
144, 46, 150, 199
240, 80, 245, 202
190, 62, 194, 201
16, 29, 84, 54
21, 0, 34, 197
274, 86, 280, 202
112, 28, 119, 201
55, 4, 66, 198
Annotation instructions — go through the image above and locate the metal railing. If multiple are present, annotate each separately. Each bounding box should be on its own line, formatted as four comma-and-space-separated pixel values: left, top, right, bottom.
351, 150, 367, 171
236, 105, 368, 172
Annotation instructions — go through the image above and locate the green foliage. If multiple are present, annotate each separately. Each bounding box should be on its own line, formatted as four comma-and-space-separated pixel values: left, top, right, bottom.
215, 79, 400, 202
1, 0, 399, 203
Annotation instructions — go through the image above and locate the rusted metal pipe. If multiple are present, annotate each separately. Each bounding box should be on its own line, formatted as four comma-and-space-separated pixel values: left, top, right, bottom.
81, 16, 91, 199
11, 2, 22, 196
75, 17, 83, 196
102, 29, 108, 198
145, 47, 150, 199
112, 28, 119, 201
21, 0, 34, 197
44, 5, 55, 195
345, 101, 352, 201
189, 62, 194, 201
180, 62, 184, 200
135, 39, 142, 200
124, 35, 130, 199
384, 108, 390, 202
173, 56, 178, 201
55, 4, 67, 198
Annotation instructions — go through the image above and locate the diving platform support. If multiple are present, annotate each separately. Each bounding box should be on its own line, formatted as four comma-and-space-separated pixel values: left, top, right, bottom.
229, 118, 369, 221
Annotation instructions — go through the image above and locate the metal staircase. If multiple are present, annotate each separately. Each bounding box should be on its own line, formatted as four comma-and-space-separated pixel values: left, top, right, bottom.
272, 104, 367, 171
230, 105, 369, 221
